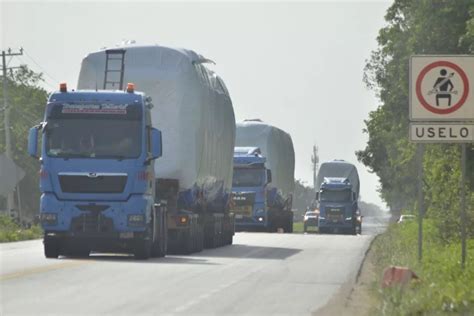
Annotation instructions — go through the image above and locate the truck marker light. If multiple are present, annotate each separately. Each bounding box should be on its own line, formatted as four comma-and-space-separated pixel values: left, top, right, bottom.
137, 171, 150, 181
180, 216, 187, 224
39, 169, 48, 179
59, 83, 67, 92
126, 83, 135, 93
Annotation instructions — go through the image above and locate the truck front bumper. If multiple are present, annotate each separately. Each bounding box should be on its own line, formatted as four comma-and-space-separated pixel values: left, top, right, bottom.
40, 193, 153, 234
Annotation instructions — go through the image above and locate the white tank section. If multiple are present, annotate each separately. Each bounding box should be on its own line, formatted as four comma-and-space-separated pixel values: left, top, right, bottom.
77, 44, 236, 201
235, 120, 295, 199
316, 160, 360, 197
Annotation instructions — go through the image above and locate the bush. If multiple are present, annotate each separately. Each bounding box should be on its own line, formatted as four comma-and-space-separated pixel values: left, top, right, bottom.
0, 215, 43, 242
371, 219, 474, 315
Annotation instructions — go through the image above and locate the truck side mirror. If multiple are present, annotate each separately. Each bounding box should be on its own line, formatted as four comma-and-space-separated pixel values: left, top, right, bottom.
150, 128, 162, 159
352, 192, 357, 201
266, 169, 272, 184
28, 126, 39, 159
315, 192, 319, 201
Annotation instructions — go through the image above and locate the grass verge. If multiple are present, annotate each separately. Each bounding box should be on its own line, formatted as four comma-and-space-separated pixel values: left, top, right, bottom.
370, 219, 474, 315
0, 215, 43, 242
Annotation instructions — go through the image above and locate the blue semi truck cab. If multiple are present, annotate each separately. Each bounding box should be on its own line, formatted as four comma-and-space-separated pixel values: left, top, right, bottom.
317, 177, 362, 235
231, 147, 273, 231
27, 83, 167, 259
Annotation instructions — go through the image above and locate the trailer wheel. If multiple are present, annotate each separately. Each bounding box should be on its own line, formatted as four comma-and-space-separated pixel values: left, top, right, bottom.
44, 236, 60, 259
287, 217, 293, 233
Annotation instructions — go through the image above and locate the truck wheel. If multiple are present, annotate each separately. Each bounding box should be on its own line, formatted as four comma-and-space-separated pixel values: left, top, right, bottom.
151, 212, 166, 258
287, 217, 293, 233
351, 224, 357, 235
134, 239, 151, 260
44, 237, 60, 259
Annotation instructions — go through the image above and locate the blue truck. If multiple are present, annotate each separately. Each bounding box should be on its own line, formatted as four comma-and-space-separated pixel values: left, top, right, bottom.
232, 147, 273, 231
232, 120, 295, 233
28, 83, 167, 259
77, 44, 236, 255
315, 160, 362, 235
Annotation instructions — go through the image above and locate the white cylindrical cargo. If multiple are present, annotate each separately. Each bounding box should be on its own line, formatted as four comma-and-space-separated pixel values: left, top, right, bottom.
316, 160, 360, 197
77, 44, 236, 211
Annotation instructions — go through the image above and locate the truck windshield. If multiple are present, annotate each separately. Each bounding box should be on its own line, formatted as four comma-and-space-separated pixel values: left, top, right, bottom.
45, 103, 143, 159
232, 168, 265, 187
45, 118, 142, 159
320, 189, 352, 202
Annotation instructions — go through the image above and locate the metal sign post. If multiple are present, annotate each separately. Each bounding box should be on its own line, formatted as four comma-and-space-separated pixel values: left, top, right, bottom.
460, 143, 466, 269
410, 55, 473, 268
417, 144, 424, 262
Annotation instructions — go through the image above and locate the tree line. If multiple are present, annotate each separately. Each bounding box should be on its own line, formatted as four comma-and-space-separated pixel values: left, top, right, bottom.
356, 0, 474, 239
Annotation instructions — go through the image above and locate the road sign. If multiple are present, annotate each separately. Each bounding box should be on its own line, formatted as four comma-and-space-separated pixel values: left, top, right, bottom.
410, 123, 474, 143
0, 154, 25, 197
410, 55, 474, 121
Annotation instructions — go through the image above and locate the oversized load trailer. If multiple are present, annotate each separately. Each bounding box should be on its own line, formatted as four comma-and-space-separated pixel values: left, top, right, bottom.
77, 43, 236, 253
315, 160, 362, 234
232, 120, 295, 232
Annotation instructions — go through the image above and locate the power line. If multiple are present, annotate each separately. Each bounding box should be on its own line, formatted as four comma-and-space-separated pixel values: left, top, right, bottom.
22, 50, 60, 85
16, 55, 57, 90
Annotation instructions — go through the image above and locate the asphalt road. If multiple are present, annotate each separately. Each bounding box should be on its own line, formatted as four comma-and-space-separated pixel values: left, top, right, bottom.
0, 215, 388, 316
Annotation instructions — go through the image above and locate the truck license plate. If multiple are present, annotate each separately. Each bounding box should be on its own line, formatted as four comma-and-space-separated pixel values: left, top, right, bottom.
120, 232, 134, 239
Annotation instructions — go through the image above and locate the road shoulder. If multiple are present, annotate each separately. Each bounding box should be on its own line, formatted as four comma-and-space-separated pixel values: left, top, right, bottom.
314, 235, 379, 316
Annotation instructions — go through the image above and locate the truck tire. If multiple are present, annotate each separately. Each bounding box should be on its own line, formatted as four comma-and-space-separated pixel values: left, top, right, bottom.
287, 217, 293, 233
151, 210, 167, 258
351, 224, 357, 235
135, 225, 152, 259
134, 238, 151, 260
44, 237, 60, 259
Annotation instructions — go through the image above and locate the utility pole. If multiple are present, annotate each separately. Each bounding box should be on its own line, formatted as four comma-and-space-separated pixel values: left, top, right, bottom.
311, 145, 319, 188
2, 48, 23, 218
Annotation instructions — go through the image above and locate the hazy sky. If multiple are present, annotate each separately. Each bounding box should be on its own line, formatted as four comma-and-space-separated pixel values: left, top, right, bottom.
1, 0, 391, 207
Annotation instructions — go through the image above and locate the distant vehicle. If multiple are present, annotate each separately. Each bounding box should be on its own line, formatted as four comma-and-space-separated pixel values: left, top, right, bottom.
232, 120, 295, 232
303, 210, 319, 232
398, 214, 415, 223
315, 160, 362, 235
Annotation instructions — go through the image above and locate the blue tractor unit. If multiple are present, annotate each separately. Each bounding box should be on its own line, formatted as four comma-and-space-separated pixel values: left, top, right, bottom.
28, 83, 167, 259
317, 177, 362, 235
232, 147, 274, 231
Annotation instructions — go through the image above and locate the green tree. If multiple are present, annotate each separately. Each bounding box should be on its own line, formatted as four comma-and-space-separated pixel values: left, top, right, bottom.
0, 66, 48, 221
357, 0, 474, 238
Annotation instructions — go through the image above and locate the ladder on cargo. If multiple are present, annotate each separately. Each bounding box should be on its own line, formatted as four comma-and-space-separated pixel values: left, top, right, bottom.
103, 49, 126, 90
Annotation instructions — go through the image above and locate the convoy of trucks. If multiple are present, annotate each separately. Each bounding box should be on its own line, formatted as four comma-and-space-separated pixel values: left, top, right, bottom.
26, 43, 362, 259
232, 120, 295, 232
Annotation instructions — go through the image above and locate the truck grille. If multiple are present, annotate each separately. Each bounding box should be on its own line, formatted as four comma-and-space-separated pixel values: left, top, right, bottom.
326, 207, 344, 222
71, 212, 113, 233
59, 174, 127, 194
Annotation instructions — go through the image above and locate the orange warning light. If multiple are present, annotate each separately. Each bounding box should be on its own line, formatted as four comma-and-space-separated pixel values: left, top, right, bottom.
59, 83, 67, 92
126, 83, 135, 93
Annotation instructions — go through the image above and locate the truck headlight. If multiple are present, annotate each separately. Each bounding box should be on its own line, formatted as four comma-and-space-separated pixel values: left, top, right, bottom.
128, 214, 145, 227
41, 213, 57, 225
